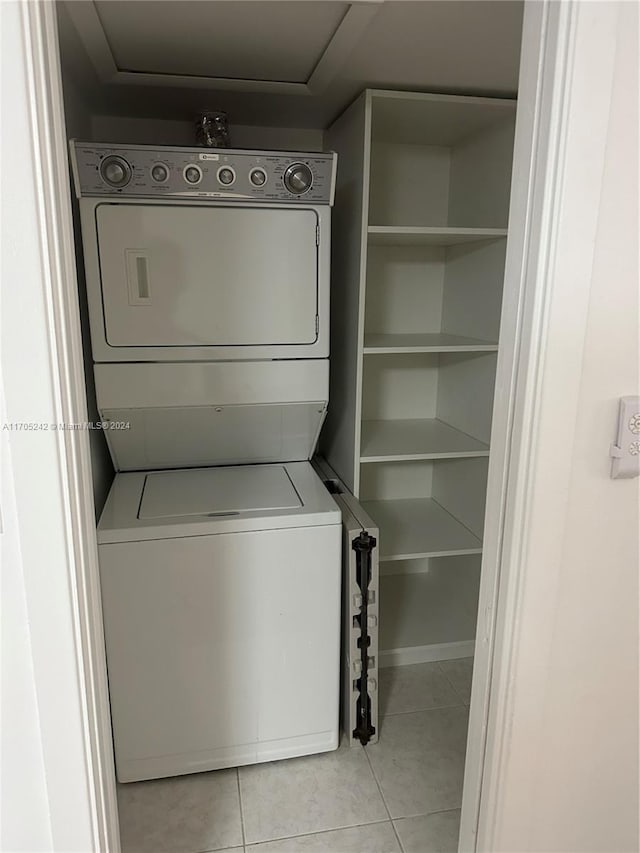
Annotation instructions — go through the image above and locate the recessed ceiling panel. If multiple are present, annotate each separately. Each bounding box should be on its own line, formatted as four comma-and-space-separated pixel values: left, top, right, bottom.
94, 0, 349, 82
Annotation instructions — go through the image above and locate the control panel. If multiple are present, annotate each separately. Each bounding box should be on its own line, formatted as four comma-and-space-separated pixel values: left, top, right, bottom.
610, 395, 640, 479
70, 141, 336, 205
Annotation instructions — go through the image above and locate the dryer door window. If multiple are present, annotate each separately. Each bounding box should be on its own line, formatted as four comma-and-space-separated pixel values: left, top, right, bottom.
96, 204, 319, 348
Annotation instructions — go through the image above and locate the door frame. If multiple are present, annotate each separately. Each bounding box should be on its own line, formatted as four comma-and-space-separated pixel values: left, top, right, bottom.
461, 1, 623, 848
9, 1, 613, 849
6, 2, 120, 849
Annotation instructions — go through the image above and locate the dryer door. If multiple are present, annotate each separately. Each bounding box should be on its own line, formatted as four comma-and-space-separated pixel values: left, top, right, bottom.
96, 203, 319, 349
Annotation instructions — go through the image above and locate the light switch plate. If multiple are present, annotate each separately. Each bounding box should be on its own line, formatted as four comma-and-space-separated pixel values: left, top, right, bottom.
610, 395, 640, 479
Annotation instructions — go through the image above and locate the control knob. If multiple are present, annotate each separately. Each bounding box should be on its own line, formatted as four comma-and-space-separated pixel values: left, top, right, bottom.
184, 165, 202, 185
249, 167, 267, 187
217, 167, 235, 186
100, 155, 132, 188
284, 162, 313, 195
151, 163, 169, 183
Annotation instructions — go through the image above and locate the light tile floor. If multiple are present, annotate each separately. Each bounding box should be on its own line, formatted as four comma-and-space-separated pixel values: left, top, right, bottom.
118, 658, 473, 853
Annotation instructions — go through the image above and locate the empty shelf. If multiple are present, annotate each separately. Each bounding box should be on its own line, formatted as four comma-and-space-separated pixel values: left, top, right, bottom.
367, 226, 508, 246
379, 566, 481, 657
360, 418, 489, 463
363, 333, 498, 353
360, 497, 482, 562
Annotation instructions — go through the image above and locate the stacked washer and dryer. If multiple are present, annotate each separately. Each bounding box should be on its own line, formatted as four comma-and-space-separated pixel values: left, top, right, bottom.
71, 142, 341, 783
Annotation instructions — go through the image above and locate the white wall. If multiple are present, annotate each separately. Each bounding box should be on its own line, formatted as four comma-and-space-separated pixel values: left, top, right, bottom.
57, 2, 114, 517
524, 4, 639, 847
1, 6, 54, 848
0, 404, 53, 853
90, 114, 324, 151
484, 3, 639, 850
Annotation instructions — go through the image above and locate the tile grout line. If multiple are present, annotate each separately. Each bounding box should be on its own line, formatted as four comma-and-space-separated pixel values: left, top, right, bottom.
436, 661, 470, 707
244, 817, 392, 848
383, 700, 464, 717
244, 809, 400, 851
236, 767, 247, 851
362, 744, 405, 853
394, 805, 464, 821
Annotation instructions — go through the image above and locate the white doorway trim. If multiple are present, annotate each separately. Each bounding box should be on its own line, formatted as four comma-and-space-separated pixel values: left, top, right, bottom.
459, 1, 572, 845
6, 2, 120, 849
460, 1, 622, 849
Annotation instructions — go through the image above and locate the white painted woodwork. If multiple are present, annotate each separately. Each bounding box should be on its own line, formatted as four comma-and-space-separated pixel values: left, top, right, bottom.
442, 239, 507, 343
3, 2, 119, 847
320, 93, 370, 492
380, 641, 476, 668
363, 333, 498, 353
359, 460, 434, 502
432, 457, 489, 540
437, 353, 498, 446
368, 143, 451, 226
326, 89, 513, 664
379, 558, 481, 667
360, 418, 489, 463
365, 243, 445, 336
370, 91, 517, 147
362, 354, 440, 422
360, 497, 482, 562
460, 4, 640, 851
364, 239, 506, 345
367, 226, 508, 246
368, 92, 515, 230
448, 116, 516, 228
58, 42, 114, 518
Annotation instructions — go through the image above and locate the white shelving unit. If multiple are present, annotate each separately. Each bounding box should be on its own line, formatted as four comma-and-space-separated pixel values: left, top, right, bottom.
361, 498, 482, 561
360, 418, 489, 463
368, 226, 508, 246
323, 90, 515, 666
379, 559, 481, 666
363, 333, 498, 353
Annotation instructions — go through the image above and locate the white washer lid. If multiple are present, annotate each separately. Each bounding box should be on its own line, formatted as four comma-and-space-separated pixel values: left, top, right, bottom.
139, 465, 301, 519
97, 462, 340, 543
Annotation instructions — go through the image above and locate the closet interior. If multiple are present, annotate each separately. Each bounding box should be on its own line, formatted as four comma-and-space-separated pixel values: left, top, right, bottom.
54, 2, 524, 851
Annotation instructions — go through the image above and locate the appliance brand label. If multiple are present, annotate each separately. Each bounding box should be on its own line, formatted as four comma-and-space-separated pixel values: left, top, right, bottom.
199, 153, 220, 161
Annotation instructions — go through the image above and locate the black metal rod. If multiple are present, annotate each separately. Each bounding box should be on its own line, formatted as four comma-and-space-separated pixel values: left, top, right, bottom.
352, 531, 376, 746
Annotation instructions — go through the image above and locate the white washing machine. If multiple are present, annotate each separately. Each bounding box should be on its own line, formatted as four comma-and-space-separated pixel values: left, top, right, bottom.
71, 142, 341, 782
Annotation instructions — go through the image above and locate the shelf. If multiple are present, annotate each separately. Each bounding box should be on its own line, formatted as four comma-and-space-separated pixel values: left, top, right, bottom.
363, 333, 498, 354
379, 564, 481, 663
360, 497, 482, 562
360, 418, 489, 463
370, 91, 517, 147
367, 226, 508, 247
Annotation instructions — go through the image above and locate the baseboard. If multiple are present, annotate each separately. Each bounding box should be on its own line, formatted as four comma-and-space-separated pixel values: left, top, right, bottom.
379, 640, 475, 668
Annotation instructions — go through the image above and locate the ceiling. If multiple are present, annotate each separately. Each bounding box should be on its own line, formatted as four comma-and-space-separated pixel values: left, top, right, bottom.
93, 1, 350, 83
58, 0, 524, 129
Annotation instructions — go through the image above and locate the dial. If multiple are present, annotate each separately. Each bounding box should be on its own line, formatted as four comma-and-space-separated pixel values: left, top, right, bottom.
99, 155, 132, 188
284, 162, 313, 195
151, 163, 169, 183
184, 165, 202, 185
217, 167, 236, 186
249, 167, 267, 187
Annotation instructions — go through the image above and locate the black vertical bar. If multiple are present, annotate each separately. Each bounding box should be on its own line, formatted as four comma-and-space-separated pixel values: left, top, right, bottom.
352, 530, 376, 745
